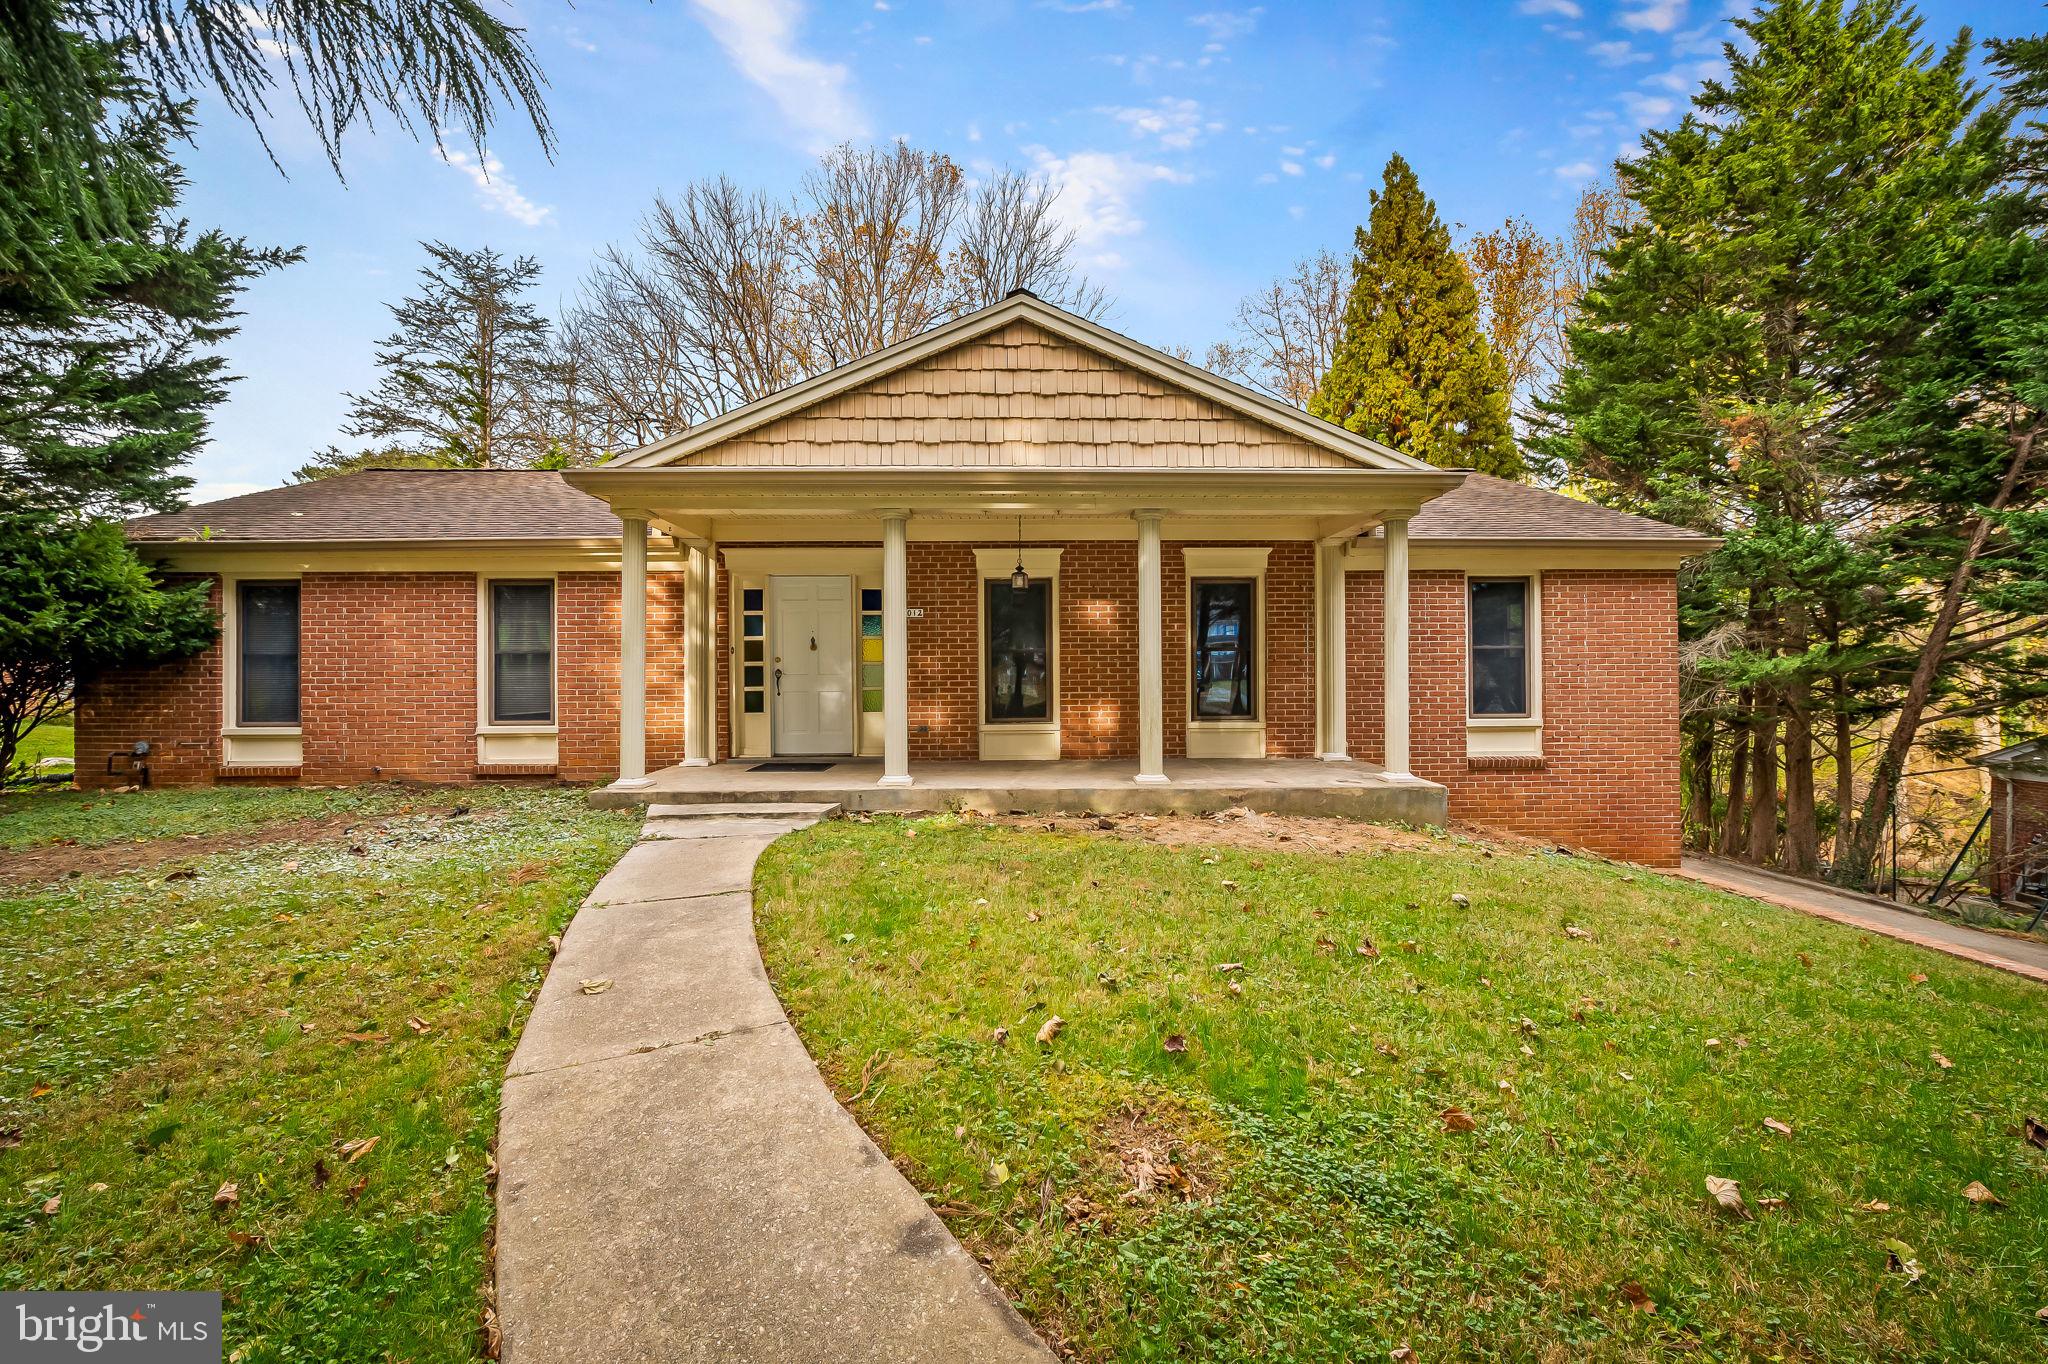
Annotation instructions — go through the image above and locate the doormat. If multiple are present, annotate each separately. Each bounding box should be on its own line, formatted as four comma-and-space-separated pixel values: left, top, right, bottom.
749, 761, 836, 772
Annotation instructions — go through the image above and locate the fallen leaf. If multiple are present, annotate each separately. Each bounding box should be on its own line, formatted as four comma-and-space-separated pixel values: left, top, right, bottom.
1910, 972, 1928, 985
1756, 1195, 1788, 1211
1399, 940, 1419, 954
227, 1229, 267, 1251
282, 859, 300, 873
1705, 1175, 1751, 1220
311, 1158, 329, 1189
1390, 1348, 1417, 1363
212, 1181, 238, 1208
1797, 951, 1814, 968
1857, 1199, 1893, 1213
0, 1127, 21, 1148
1450, 893, 1470, 908
1704, 1038, 1722, 1051
578, 979, 613, 996
87, 1182, 107, 1193
1227, 980, 1243, 995
1036, 1015, 1064, 1045
1931, 1050, 1953, 1070
339, 1136, 380, 1163
1215, 962, 1245, 973
1163, 1034, 1188, 1054
41, 1195, 60, 1216
1962, 1180, 2004, 1208
991, 1026, 1009, 1045
29, 1084, 50, 1099
1440, 1107, 1478, 1133
1619, 1281, 1656, 1313
163, 867, 198, 882
1763, 1117, 1793, 1136
1884, 1238, 1924, 1284
405, 1016, 431, 1034
1356, 939, 1379, 958
1313, 936, 1336, 954
340, 1031, 389, 1044
546, 934, 562, 957
2024, 1115, 2047, 1150
343, 1175, 368, 1204
1564, 925, 1589, 940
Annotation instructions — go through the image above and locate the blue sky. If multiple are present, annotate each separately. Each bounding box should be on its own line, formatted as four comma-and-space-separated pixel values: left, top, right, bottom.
175, 0, 2026, 501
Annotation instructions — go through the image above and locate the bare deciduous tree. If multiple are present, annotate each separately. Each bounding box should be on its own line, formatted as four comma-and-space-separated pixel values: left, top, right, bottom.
561, 143, 1113, 453
1462, 215, 1557, 410
1206, 250, 1347, 408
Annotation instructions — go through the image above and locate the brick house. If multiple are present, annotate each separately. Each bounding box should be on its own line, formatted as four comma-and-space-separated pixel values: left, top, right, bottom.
83, 293, 1714, 864
1975, 738, 2048, 901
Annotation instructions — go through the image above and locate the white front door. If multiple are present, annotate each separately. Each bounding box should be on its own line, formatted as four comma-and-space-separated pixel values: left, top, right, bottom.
770, 575, 855, 755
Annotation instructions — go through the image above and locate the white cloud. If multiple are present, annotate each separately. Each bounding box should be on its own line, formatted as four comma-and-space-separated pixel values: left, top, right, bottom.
1101, 96, 1208, 149
1314, 152, 1337, 169
1189, 8, 1262, 46
1620, 90, 1677, 127
1039, 0, 1127, 11
1588, 39, 1650, 64
1287, 204, 1305, 219
440, 150, 554, 227
1554, 160, 1598, 181
188, 481, 269, 505
967, 121, 982, 142
1279, 160, 1303, 176
1024, 145, 1192, 266
1619, 0, 1687, 33
1517, 0, 1581, 15
688, 0, 867, 147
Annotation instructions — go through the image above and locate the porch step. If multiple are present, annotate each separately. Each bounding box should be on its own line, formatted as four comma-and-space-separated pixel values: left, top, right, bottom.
646, 802, 841, 820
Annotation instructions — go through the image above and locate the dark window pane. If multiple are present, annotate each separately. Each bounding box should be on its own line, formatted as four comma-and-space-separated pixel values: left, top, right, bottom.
985, 580, 1050, 722
743, 615, 763, 638
238, 582, 300, 726
743, 691, 765, 714
1192, 580, 1255, 718
743, 588, 763, 612
860, 587, 882, 612
1469, 579, 1530, 716
1470, 580, 1526, 649
492, 582, 554, 723
743, 664, 765, 689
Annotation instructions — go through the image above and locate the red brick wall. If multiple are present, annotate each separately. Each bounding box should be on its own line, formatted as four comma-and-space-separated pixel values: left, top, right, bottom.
74, 575, 224, 787
1989, 776, 2048, 899
1347, 567, 1683, 865
1061, 542, 1138, 759
298, 573, 475, 781
557, 571, 688, 782
906, 544, 980, 760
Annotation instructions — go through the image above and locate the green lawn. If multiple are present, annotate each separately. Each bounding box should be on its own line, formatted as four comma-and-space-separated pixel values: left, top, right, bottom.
0, 784, 637, 1363
7, 718, 73, 783
755, 816, 2048, 1363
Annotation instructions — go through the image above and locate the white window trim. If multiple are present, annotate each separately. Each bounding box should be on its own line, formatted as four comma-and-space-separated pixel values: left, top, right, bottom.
974, 546, 1061, 758
220, 572, 304, 739
1465, 572, 1543, 756
476, 573, 559, 735
1183, 547, 1268, 756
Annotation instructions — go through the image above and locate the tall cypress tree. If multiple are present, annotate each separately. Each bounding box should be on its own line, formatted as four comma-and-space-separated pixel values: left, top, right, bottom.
1310, 154, 1520, 476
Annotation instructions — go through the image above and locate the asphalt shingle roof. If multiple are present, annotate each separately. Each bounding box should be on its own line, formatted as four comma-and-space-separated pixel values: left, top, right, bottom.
126, 468, 1712, 546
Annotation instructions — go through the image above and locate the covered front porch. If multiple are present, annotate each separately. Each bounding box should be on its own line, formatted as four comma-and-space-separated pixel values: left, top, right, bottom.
589, 756, 1448, 824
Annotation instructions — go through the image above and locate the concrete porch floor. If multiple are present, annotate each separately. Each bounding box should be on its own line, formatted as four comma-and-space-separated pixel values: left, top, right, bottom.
591, 757, 1448, 825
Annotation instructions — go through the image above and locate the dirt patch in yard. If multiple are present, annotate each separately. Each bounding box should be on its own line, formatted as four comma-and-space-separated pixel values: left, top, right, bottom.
1, 807, 467, 886
978, 805, 1553, 859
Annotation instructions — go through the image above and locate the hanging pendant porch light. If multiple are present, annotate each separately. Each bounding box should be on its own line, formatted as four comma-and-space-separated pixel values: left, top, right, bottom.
1010, 515, 1031, 593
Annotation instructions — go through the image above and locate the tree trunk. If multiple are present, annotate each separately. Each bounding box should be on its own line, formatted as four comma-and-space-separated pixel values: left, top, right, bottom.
1720, 690, 1752, 856
1684, 718, 1715, 849
1746, 700, 1780, 865
1838, 425, 2037, 886
1783, 676, 1819, 876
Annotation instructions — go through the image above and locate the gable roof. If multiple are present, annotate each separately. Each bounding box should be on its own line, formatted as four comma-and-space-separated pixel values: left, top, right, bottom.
1976, 737, 2048, 778
125, 470, 621, 543
608, 291, 1436, 474
125, 467, 1717, 550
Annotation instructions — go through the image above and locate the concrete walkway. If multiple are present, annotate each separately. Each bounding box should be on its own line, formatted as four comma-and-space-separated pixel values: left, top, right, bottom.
496, 804, 1054, 1364
1679, 855, 2048, 985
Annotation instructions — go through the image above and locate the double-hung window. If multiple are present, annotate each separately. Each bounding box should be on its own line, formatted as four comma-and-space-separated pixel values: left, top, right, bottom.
237, 581, 301, 727
489, 581, 555, 725
1191, 579, 1256, 719
985, 579, 1051, 722
1469, 578, 1531, 718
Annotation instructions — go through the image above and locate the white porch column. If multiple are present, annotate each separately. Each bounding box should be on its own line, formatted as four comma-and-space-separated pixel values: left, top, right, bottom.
1383, 514, 1413, 779
1134, 509, 1168, 784
683, 544, 714, 767
617, 513, 652, 787
1319, 539, 1350, 761
879, 509, 913, 787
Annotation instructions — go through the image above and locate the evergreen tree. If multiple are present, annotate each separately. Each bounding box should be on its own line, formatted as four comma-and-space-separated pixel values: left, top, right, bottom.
1, 34, 284, 775
1536, 0, 2042, 882
1310, 154, 1520, 476
321, 241, 553, 474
